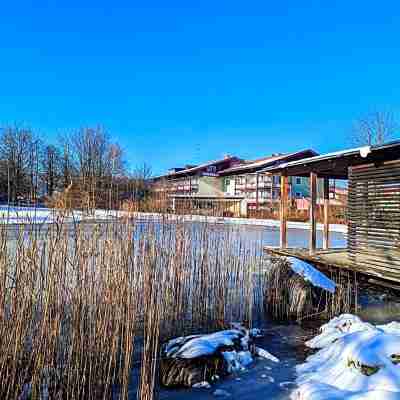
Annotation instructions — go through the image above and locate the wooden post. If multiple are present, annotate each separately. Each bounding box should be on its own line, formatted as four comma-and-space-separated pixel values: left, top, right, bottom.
309, 172, 317, 255
323, 177, 330, 250
172, 196, 176, 213
255, 173, 259, 211
280, 173, 288, 249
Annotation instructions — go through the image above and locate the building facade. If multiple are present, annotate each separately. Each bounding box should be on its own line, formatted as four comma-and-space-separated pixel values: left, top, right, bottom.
151, 149, 321, 209
219, 150, 318, 208
151, 156, 242, 197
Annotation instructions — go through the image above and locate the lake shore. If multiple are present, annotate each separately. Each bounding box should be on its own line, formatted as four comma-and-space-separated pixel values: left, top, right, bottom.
0, 207, 347, 233
131, 212, 348, 234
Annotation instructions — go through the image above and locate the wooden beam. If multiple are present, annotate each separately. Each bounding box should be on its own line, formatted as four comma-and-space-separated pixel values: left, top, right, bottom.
309, 172, 317, 255
255, 173, 259, 211
280, 174, 288, 248
323, 177, 330, 249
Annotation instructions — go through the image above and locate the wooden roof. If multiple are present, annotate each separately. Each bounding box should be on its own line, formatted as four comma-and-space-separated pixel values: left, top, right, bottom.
218, 149, 318, 176
262, 140, 400, 179
152, 156, 241, 180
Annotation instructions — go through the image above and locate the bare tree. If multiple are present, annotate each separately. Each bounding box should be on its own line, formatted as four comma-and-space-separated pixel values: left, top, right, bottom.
0, 124, 131, 208
0, 126, 38, 203
68, 127, 126, 180
352, 111, 398, 146
41, 144, 62, 197
132, 162, 153, 200
57, 137, 76, 189
0, 159, 8, 202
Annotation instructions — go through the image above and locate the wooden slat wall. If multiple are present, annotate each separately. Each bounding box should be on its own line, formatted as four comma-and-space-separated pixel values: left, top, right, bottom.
348, 160, 400, 283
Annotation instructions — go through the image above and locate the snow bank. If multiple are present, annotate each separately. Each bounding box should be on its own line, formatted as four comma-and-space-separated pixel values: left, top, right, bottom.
292, 314, 400, 400
287, 257, 336, 294
131, 211, 348, 234
0, 206, 127, 224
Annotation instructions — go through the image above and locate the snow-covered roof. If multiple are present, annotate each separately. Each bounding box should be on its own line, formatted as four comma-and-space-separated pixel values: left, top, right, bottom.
218, 149, 318, 176
152, 156, 241, 180
261, 140, 400, 178
261, 146, 370, 172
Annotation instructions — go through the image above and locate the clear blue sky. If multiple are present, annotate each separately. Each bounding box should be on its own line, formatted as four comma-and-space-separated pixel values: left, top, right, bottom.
1, 1, 399, 174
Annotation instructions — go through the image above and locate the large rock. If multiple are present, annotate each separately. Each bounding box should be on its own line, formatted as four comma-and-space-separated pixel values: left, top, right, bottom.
160, 327, 277, 388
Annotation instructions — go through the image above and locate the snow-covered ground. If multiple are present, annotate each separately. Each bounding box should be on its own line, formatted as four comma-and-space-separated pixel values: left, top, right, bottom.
0, 207, 347, 234
0, 205, 125, 224
131, 212, 348, 234
292, 314, 400, 400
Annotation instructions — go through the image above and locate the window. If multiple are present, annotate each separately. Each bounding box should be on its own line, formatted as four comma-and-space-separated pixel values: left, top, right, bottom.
236, 176, 245, 185
261, 191, 269, 198
273, 175, 281, 185
247, 176, 256, 185
296, 177, 302, 185
261, 174, 271, 183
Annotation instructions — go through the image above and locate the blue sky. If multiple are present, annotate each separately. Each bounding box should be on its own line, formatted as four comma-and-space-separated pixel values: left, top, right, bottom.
1, 1, 399, 174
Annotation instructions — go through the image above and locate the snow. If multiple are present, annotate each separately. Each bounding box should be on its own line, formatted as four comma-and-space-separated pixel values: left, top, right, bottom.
222, 350, 253, 372
192, 381, 211, 389
292, 314, 400, 400
166, 330, 245, 359
131, 212, 348, 233
0, 207, 348, 234
287, 257, 336, 294
254, 347, 280, 363
0, 206, 126, 225
163, 327, 279, 384
306, 314, 373, 349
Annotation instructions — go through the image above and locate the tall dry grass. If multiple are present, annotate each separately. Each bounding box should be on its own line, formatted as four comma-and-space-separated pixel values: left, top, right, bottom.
0, 209, 264, 399
265, 256, 358, 322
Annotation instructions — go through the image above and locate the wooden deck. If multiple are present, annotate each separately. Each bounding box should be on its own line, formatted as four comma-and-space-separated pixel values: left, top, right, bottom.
264, 246, 400, 290
264, 247, 350, 269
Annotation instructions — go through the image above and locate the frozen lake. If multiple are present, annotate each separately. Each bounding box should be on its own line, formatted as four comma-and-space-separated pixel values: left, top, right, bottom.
1, 217, 349, 400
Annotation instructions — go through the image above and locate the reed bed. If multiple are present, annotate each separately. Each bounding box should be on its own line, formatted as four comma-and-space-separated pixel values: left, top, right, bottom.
265, 256, 357, 322
0, 211, 265, 399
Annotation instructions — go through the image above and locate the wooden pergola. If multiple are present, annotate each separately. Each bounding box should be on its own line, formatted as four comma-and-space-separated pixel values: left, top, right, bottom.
263, 141, 400, 260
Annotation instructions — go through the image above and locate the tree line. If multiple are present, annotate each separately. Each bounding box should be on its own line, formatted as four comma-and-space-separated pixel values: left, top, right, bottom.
0, 125, 152, 205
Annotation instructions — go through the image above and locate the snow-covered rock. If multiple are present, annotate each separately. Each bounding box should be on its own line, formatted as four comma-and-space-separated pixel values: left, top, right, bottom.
166, 330, 246, 359
160, 327, 278, 388
292, 314, 400, 400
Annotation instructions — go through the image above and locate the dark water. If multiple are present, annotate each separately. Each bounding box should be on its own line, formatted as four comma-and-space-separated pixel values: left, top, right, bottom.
152, 225, 400, 400
7, 220, 398, 399
156, 296, 400, 400
146, 224, 346, 400
157, 323, 315, 400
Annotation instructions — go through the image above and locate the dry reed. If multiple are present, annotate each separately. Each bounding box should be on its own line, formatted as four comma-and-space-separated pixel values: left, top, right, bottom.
0, 206, 264, 399
265, 256, 357, 322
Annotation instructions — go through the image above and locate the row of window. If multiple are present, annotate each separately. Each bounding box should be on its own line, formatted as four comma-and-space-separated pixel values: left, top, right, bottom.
232, 176, 306, 186
234, 175, 279, 185
234, 189, 280, 199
